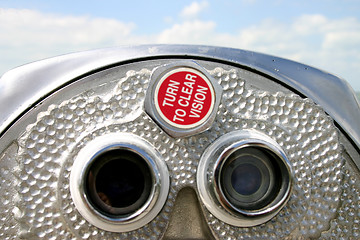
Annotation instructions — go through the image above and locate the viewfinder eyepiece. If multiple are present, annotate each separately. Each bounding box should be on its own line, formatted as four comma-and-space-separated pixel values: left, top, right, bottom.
217, 146, 288, 213
197, 130, 292, 227
86, 149, 153, 217
70, 133, 169, 232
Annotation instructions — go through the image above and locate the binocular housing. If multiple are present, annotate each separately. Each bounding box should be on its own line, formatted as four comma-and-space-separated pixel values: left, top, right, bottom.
0, 45, 359, 239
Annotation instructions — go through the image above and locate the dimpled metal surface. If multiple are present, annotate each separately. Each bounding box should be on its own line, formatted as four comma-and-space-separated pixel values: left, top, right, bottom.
0, 60, 357, 239
0, 143, 20, 240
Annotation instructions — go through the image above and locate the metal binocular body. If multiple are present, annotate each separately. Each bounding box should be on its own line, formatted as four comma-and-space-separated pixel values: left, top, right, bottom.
0, 45, 359, 239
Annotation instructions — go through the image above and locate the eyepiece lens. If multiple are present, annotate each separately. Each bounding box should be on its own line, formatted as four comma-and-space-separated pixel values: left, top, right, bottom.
231, 163, 262, 196
197, 130, 292, 226
95, 158, 145, 208
219, 147, 283, 211
86, 149, 152, 217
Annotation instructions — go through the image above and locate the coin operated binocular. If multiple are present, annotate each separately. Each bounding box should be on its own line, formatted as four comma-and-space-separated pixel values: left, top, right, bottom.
0, 45, 359, 239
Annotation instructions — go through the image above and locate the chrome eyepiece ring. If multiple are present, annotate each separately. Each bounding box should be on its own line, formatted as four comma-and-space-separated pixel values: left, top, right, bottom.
197, 130, 292, 227
70, 133, 169, 232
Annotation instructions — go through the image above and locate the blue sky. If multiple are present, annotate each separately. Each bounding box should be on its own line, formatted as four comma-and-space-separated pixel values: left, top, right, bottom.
1, 0, 359, 90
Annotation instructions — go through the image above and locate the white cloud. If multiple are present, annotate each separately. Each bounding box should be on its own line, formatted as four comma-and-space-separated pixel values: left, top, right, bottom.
157, 20, 216, 44
323, 31, 360, 50
0, 8, 136, 72
180, 1, 209, 19
157, 14, 360, 90
292, 14, 328, 35
241, 0, 257, 4
0, 7, 359, 90
0, 8, 135, 46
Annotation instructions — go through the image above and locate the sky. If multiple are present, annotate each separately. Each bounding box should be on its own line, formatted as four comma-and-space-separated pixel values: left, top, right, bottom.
0, 0, 359, 90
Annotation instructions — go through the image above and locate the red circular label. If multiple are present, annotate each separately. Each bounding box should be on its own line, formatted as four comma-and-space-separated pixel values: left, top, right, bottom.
155, 68, 214, 129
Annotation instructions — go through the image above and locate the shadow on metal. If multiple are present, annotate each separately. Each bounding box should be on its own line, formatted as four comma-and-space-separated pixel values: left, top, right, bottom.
163, 187, 214, 240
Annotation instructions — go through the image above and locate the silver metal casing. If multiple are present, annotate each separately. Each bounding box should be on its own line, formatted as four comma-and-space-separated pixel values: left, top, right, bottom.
0, 45, 359, 239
